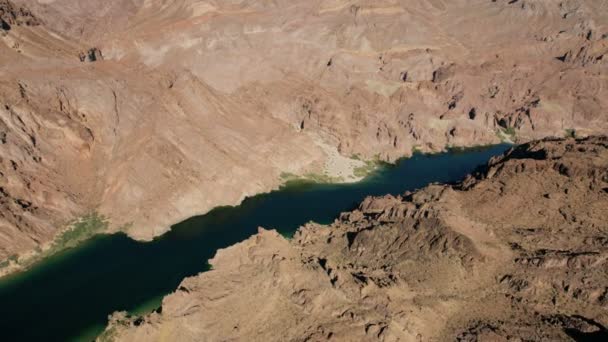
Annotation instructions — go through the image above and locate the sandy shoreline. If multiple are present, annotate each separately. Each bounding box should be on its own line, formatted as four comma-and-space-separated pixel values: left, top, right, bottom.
311, 133, 370, 183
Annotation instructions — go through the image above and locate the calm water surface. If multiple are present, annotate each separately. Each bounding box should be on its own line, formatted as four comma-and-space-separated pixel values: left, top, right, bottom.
0, 145, 510, 341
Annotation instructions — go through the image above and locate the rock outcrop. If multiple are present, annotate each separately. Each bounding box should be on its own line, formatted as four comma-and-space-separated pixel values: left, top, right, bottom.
105, 137, 608, 341
78, 47, 103, 62
0, 0, 39, 31
1, 0, 608, 266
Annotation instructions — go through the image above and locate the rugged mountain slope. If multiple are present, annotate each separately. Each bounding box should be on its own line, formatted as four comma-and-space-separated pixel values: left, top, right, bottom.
1, 0, 608, 264
0, 0, 328, 263
105, 136, 608, 341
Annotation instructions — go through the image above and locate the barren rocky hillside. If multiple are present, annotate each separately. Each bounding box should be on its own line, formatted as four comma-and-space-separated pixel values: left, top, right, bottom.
1, 0, 607, 265
105, 136, 608, 341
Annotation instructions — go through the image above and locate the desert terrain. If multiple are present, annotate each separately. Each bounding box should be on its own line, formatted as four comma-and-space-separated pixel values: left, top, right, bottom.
1, 0, 607, 277
1, 0, 607, 340
104, 136, 608, 341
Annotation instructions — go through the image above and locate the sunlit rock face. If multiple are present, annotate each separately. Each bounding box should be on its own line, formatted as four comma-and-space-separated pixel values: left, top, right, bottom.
0, 0, 607, 262
106, 137, 608, 341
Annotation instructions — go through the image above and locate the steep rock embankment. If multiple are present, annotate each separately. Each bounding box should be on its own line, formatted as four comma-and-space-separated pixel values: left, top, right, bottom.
0, 0, 328, 264
1, 0, 608, 267
105, 137, 608, 341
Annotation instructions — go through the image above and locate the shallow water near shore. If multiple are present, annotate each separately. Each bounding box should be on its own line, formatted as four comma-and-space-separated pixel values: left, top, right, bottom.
0, 144, 510, 341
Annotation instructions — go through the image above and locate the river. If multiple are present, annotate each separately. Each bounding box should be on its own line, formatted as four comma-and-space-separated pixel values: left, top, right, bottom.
0, 144, 510, 341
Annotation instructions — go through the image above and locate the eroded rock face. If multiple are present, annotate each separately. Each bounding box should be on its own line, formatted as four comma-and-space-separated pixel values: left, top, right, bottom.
105, 137, 608, 341
1, 0, 608, 263
78, 47, 103, 62
0, 0, 39, 31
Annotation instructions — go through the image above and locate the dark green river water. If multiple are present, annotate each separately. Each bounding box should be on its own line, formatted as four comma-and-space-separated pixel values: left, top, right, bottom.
0, 144, 510, 341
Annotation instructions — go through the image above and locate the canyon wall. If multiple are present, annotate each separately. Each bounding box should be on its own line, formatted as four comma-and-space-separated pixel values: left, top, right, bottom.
105, 136, 608, 341
1, 0, 607, 261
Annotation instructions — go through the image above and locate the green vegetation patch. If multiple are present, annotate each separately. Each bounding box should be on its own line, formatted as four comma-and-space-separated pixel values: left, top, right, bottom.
354, 160, 378, 178
564, 128, 576, 138
279, 172, 299, 182
0, 213, 113, 276
496, 126, 517, 142
0, 254, 20, 270
49, 213, 109, 254
280, 171, 343, 185
305, 172, 344, 183
280, 156, 382, 186
504, 126, 516, 137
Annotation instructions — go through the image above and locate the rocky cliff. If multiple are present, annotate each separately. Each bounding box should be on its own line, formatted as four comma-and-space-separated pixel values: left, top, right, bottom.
1, 0, 608, 266
104, 136, 608, 341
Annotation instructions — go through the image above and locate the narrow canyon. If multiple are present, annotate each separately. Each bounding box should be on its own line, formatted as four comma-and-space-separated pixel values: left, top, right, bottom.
105, 136, 608, 341
0, 1, 607, 341
1, 0, 607, 263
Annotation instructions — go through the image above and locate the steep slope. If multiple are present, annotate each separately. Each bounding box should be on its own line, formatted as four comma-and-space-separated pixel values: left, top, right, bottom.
86, 0, 608, 159
0, 0, 328, 264
105, 136, 608, 341
1, 0, 608, 267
